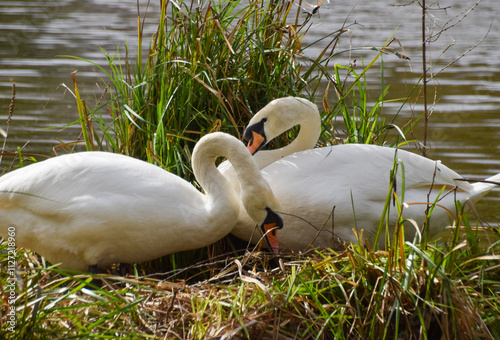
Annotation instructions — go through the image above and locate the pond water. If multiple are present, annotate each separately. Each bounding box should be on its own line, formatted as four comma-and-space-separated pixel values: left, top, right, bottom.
0, 0, 499, 226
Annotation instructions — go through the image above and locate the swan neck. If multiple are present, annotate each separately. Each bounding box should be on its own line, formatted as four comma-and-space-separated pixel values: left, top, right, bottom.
255, 106, 321, 168
192, 134, 262, 205
271, 97, 321, 157
287, 117, 321, 152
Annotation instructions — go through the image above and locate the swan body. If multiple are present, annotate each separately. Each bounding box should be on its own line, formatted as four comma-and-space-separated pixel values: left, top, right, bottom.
233, 143, 500, 249
232, 97, 500, 250
0, 132, 282, 271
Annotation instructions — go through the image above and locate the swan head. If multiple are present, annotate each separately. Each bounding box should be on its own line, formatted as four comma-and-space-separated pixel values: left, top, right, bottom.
240, 181, 283, 254
244, 97, 320, 155
260, 207, 283, 254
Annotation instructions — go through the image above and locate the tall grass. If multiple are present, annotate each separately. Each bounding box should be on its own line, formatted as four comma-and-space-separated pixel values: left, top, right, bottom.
68, 0, 412, 178
68, 0, 334, 177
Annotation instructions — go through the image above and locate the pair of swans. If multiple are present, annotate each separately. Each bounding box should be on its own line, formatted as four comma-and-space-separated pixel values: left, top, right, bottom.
1, 97, 497, 270
0, 132, 282, 272
222, 97, 500, 250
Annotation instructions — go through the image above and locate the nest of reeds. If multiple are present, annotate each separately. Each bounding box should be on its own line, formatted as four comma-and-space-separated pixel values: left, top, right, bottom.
2, 234, 498, 340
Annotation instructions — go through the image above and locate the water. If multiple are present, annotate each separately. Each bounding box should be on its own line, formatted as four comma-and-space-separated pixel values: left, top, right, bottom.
0, 0, 161, 154
0, 0, 499, 224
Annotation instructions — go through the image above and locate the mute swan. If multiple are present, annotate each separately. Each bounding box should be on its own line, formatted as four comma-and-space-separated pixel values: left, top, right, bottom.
232, 97, 500, 250
0, 132, 282, 272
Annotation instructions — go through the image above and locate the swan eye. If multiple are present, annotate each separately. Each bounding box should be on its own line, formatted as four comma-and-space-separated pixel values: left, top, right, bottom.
261, 118, 268, 123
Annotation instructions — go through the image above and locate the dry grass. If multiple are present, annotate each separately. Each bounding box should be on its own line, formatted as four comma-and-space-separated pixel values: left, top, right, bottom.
2, 225, 499, 339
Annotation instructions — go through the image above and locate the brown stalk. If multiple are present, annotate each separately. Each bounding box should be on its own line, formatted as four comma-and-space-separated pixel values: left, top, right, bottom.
0, 82, 15, 168
422, 0, 429, 157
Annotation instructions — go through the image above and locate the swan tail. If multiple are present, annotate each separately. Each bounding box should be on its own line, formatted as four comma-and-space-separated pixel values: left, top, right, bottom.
470, 172, 500, 201
485, 173, 500, 184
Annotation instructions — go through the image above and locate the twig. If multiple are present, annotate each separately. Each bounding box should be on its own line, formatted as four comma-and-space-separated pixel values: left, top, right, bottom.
421, 0, 428, 157
429, 23, 491, 80
427, 0, 482, 42
0, 82, 15, 168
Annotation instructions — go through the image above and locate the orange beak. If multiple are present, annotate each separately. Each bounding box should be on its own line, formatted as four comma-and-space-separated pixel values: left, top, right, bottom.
263, 222, 279, 254
247, 131, 266, 155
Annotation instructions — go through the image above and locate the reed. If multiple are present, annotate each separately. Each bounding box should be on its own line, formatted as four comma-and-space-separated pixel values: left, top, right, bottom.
67, 0, 411, 179
66, 0, 342, 178
0, 82, 16, 171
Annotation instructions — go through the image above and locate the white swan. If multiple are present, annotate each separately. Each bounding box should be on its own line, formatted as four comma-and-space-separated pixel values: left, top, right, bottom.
231, 97, 500, 250
0, 132, 282, 271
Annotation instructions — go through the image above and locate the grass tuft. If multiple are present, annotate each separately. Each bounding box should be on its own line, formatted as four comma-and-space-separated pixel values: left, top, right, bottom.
2, 220, 499, 339
66, 0, 410, 180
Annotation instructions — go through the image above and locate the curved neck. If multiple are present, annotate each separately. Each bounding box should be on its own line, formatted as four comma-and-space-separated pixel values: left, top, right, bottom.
192, 133, 271, 218
255, 111, 322, 169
